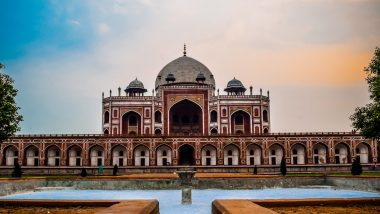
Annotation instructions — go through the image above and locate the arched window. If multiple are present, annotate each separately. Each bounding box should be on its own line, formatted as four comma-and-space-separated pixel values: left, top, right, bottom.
222, 109, 227, 117
129, 116, 137, 125
155, 111, 162, 123
141, 151, 145, 156
254, 126, 260, 134
263, 110, 268, 122
263, 128, 269, 133
113, 109, 118, 117
271, 150, 275, 155
155, 129, 162, 135
228, 150, 233, 156
119, 151, 124, 156
145, 109, 150, 118
104, 129, 109, 135
104, 111, 110, 123
113, 127, 117, 135
292, 149, 298, 155
206, 150, 211, 156
249, 150, 254, 155
210, 111, 217, 122
254, 108, 259, 117
162, 150, 167, 156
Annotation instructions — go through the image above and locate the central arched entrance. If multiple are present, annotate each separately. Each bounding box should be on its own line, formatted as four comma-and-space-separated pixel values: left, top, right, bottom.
169, 99, 202, 134
178, 144, 195, 165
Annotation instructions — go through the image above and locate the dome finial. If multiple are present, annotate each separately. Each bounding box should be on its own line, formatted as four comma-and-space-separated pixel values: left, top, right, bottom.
183, 43, 187, 56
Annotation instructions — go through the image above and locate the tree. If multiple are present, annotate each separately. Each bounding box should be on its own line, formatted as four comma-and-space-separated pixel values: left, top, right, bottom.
113, 164, 119, 176
0, 63, 23, 142
280, 158, 287, 176
11, 162, 22, 178
80, 168, 87, 177
350, 47, 380, 140
351, 158, 363, 176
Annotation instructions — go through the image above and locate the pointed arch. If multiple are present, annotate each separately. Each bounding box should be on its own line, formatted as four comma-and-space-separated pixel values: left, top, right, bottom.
224, 144, 240, 165
201, 144, 217, 166
231, 110, 251, 134
245, 143, 262, 165
111, 144, 127, 166
89, 144, 104, 166
169, 99, 203, 135
156, 144, 172, 166
67, 144, 82, 166
268, 143, 284, 165
45, 144, 61, 166
134, 144, 150, 166
290, 143, 306, 165
121, 111, 142, 135
2, 145, 18, 166
24, 145, 40, 166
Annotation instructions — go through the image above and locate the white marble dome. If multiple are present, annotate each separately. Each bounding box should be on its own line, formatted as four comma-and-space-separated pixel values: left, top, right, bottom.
155, 56, 215, 89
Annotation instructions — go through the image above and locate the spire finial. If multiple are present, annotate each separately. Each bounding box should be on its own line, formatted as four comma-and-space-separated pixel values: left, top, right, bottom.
183, 43, 187, 56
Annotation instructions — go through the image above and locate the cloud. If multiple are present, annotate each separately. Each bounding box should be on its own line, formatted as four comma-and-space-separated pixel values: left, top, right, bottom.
5, 0, 380, 134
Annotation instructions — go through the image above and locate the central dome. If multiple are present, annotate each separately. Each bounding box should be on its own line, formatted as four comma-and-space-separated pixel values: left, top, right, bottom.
155, 56, 215, 89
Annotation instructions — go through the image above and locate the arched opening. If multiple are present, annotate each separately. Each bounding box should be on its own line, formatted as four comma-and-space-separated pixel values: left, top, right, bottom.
45, 145, 60, 166
210, 110, 217, 123
268, 144, 283, 165
154, 129, 162, 135
313, 143, 328, 164
112, 145, 127, 166
122, 111, 141, 135
210, 128, 218, 135
254, 108, 259, 117
290, 144, 306, 165
201, 145, 217, 166
263, 110, 268, 122
224, 144, 239, 165
67, 145, 82, 166
222, 109, 227, 117
145, 109, 150, 118
263, 128, 269, 134
231, 110, 251, 134
355, 143, 371, 163
104, 111, 110, 123
3, 146, 18, 166
104, 129, 109, 135
155, 111, 162, 123
25, 146, 39, 166
246, 144, 261, 165
157, 145, 172, 166
134, 145, 149, 166
178, 144, 195, 165
254, 126, 260, 134
170, 100, 202, 134
90, 145, 104, 166
335, 143, 350, 164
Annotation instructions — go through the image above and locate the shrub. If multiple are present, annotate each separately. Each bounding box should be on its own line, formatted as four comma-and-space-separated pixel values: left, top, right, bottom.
11, 162, 22, 178
80, 168, 87, 177
280, 158, 287, 176
113, 164, 118, 176
351, 158, 363, 175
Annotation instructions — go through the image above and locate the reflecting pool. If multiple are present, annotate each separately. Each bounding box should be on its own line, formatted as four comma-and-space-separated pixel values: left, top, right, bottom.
2, 188, 380, 214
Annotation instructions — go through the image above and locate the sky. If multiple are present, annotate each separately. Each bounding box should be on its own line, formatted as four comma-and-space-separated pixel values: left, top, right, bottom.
0, 0, 379, 134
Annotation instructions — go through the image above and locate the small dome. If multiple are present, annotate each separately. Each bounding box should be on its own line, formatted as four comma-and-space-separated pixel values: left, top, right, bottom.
125, 78, 147, 93
196, 71, 206, 82
224, 77, 246, 93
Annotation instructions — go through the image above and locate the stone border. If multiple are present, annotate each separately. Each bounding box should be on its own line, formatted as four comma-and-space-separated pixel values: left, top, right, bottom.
212, 198, 380, 214
0, 199, 159, 214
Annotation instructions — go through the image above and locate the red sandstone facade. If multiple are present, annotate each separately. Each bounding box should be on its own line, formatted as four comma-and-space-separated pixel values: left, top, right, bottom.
0, 50, 378, 171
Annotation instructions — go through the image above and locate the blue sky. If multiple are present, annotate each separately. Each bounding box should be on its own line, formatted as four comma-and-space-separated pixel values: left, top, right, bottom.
1, 0, 380, 134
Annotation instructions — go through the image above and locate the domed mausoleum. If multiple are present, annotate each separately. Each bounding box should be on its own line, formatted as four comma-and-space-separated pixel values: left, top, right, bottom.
1, 45, 376, 174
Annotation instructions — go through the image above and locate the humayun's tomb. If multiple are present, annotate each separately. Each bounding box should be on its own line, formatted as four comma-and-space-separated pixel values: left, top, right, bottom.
0, 46, 378, 174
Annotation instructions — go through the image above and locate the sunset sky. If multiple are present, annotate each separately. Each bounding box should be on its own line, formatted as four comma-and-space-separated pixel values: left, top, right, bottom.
1, 0, 379, 134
